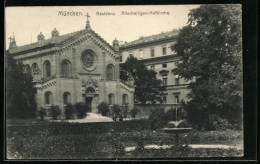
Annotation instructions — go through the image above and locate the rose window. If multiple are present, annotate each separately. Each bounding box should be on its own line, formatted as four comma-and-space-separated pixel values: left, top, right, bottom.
82, 53, 94, 68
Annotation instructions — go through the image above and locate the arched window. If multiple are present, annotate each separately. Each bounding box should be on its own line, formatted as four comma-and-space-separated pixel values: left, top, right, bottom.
43, 60, 51, 78
45, 91, 53, 105
86, 87, 95, 94
107, 64, 115, 81
61, 60, 72, 78
108, 93, 115, 105
24, 64, 31, 77
32, 63, 40, 75
123, 94, 129, 105
63, 92, 71, 105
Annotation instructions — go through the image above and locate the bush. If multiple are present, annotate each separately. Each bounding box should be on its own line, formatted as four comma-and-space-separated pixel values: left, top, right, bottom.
97, 102, 109, 116
122, 105, 128, 118
149, 108, 167, 129
74, 103, 87, 119
209, 114, 232, 131
64, 103, 75, 119
130, 107, 139, 118
38, 107, 47, 121
50, 105, 61, 120
112, 105, 122, 121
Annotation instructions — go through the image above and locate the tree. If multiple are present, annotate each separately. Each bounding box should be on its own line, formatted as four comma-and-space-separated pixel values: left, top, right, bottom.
5, 51, 37, 119
120, 56, 166, 104
172, 5, 242, 130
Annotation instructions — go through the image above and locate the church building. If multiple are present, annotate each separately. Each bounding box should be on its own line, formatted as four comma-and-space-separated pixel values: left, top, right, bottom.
7, 16, 135, 113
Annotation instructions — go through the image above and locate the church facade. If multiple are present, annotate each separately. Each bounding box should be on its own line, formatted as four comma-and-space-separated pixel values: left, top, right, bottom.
7, 20, 135, 113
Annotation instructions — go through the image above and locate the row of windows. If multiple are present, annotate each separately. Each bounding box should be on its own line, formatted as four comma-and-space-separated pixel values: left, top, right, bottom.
126, 46, 172, 60
104, 93, 129, 105
162, 76, 179, 86
24, 60, 116, 81
149, 62, 178, 70
162, 94, 180, 104
44, 91, 129, 105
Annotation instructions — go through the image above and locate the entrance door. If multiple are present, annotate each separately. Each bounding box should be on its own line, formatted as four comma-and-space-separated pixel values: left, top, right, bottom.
85, 97, 93, 112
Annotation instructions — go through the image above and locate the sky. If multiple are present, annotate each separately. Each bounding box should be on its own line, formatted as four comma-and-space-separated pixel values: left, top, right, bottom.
5, 5, 200, 49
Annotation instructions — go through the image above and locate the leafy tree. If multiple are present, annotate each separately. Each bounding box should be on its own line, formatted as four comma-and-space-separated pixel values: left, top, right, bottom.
149, 108, 167, 129
172, 5, 242, 130
5, 51, 37, 119
120, 56, 166, 104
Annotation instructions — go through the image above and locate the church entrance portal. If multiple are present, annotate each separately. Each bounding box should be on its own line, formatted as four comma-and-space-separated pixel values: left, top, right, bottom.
85, 97, 93, 112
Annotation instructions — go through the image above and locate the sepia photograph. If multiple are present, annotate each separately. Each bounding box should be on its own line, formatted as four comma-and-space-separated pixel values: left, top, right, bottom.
4, 4, 244, 160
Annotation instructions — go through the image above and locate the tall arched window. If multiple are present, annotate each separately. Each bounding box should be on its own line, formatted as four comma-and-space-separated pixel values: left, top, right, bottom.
24, 64, 31, 77
45, 91, 53, 105
43, 60, 51, 78
108, 93, 115, 105
63, 92, 71, 105
32, 63, 40, 75
123, 94, 129, 105
61, 60, 72, 78
107, 64, 115, 81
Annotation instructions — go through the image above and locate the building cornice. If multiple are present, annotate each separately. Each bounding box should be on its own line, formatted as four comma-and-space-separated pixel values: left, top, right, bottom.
119, 36, 177, 51
140, 55, 182, 65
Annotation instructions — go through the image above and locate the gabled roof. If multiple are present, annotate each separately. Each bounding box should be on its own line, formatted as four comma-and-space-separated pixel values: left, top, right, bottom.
9, 28, 115, 55
120, 29, 180, 48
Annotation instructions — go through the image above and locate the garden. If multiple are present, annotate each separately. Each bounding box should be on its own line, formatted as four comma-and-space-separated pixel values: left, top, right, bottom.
6, 107, 243, 159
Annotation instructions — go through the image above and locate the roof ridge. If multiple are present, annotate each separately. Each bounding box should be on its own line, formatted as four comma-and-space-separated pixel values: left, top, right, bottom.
120, 29, 180, 47
13, 29, 85, 49
90, 29, 114, 51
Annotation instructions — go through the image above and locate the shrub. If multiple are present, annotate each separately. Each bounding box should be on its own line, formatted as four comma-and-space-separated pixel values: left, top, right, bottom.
149, 108, 167, 129
97, 102, 109, 116
130, 107, 139, 118
38, 107, 47, 121
64, 103, 75, 119
122, 105, 128, 118
112, 105, 122, 121
74, 102, 87, 119
50, 105, 61, 120
209, 114, 232, 131
119, 115, 123, 122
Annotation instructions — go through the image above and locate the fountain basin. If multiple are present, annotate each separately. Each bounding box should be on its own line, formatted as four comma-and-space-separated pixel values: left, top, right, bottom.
163, 128, 192, 134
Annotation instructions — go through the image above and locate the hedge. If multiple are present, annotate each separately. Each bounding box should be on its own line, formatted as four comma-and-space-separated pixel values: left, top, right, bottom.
6, 119, 150, 137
